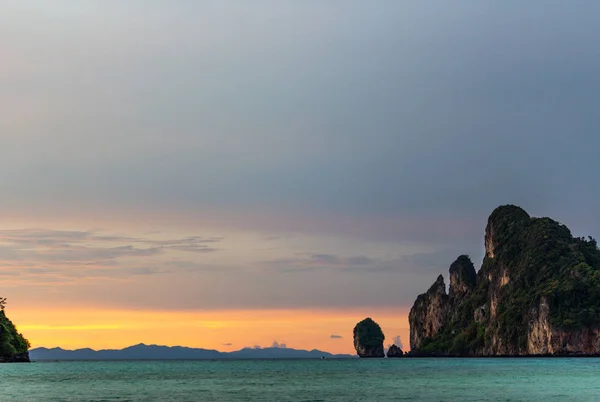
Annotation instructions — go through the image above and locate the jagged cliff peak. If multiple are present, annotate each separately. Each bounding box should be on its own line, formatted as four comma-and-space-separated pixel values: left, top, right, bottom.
449, 255, 476, 300
485, 204, 530, 259
409, 205, 600, 356
409, 275, 450, 351
428, 274, 447, 295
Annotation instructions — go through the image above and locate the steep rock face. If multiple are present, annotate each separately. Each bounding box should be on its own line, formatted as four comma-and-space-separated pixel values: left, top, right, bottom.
353, 318, 385, 358
408, 275, 450, 351
386, 344, 403, 357
527, 297, 600, 356
527, 296, 553, 354
484, 205, 530, 260
409, 205, 600, 356
449, 255, 476, 300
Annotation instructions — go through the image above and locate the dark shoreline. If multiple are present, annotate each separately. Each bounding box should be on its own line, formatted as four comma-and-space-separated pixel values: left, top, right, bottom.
0, 352, 31, 363
397, 353, 600, 358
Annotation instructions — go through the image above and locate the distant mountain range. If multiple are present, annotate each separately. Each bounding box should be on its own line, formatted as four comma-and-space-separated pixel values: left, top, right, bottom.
29, 343, 355, 360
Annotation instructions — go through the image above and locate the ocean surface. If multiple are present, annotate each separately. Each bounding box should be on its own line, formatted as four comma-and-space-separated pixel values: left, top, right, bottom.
3, 358, 600, 401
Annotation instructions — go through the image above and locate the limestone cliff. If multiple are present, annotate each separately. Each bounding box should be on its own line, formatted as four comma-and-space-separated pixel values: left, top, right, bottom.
408, 275, 449, 351
353, 318, 385, 358
409, 205, 600, 356
448, 255, 476, 300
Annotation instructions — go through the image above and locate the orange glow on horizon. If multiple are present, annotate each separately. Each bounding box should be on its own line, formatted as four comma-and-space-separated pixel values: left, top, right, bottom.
9, 307, 410, 355
0, 208, 416, 356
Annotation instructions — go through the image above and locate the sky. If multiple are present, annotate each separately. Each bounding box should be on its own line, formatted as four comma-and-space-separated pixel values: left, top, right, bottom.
1, 1, 600, 354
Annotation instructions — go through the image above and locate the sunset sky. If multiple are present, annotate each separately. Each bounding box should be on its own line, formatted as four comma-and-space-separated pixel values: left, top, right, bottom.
2, 1, 600, 354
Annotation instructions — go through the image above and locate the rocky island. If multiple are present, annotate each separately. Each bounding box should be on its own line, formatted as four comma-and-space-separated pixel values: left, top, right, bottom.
386, 344, 404, 357
0, 299, 30, 362
353, 317, 385, 357
409, 205, 600, 356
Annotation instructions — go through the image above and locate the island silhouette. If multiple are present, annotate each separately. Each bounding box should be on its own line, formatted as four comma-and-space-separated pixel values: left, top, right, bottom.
29, 344, 355, 360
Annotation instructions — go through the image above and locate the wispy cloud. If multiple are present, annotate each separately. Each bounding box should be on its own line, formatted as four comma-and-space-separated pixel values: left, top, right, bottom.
271, 341, 287, 348
263, 250, 461, 274
330, 334, 343, 339
0, 228, 225, 284
0, 229, 222, 254
164, 260, 236, 273
263, 253, 377, 272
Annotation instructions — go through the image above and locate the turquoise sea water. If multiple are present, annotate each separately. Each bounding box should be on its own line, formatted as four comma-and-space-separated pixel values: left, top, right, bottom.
3, 358, 600, 401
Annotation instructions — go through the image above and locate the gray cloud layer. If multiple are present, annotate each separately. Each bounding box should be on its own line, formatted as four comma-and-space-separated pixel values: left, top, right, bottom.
0, 229, 224, 283
2, 1, 599, 233
1, 2, 600, 312
263, 250, 463, 275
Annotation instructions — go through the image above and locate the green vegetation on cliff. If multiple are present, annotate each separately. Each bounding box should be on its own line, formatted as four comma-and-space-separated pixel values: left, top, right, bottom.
493, 219, 600, 348
411, 205, 600, 356
353, 317, 385, 357
0, 299, 30, 359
